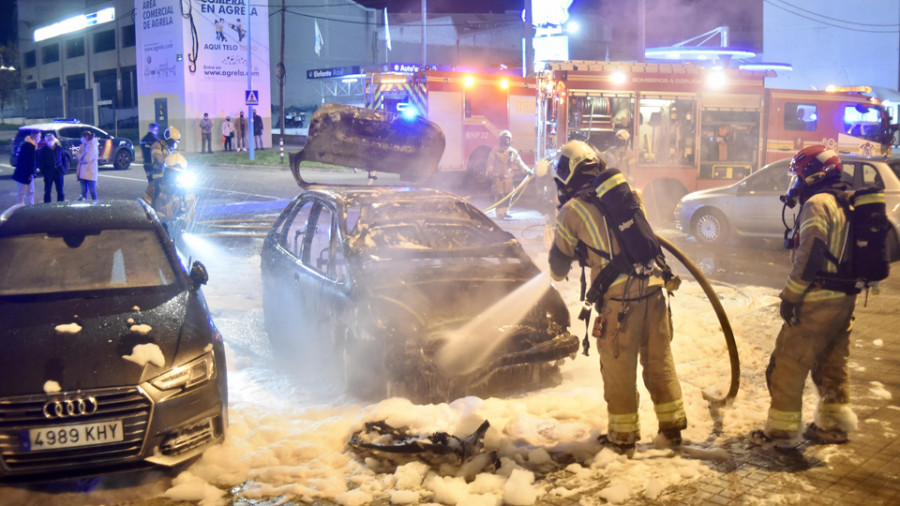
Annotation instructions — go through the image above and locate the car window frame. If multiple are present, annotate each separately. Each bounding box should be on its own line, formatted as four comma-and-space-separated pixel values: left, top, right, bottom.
305, 199, 340, 279
276, 197, 314, 259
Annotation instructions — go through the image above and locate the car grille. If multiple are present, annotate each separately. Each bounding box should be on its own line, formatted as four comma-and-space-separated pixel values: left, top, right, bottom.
0, 387, 151, 473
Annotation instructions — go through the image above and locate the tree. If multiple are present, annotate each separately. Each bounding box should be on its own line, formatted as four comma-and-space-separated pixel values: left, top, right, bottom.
0, 45, 21, 123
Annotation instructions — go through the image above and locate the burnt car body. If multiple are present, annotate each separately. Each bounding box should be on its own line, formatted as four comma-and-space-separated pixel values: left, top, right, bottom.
262, 186, 578, 402
0, 200, 227, 481
261, 104, 578, 402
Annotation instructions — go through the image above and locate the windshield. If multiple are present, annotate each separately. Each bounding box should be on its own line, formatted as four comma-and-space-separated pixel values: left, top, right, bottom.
346, 199, 510, 253
0, 229, 179, 296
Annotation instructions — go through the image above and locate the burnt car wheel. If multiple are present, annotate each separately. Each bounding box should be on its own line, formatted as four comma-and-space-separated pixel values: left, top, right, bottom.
693, 208, 729, 245
114, 149, 133, 170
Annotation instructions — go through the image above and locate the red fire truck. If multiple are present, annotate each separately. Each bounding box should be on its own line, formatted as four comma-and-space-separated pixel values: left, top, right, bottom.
536, 60, 895, 220
366, 69, 536, 184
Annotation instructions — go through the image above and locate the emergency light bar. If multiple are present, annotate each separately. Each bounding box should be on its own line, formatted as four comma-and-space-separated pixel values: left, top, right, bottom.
34, 7, 116, 42
826, 85, 873, 95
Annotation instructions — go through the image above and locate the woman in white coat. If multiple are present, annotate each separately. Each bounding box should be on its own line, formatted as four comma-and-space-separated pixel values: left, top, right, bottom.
76, 130, 99, 200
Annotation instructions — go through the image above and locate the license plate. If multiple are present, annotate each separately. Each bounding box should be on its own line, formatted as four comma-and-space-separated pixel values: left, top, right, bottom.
22, 420, 124, 451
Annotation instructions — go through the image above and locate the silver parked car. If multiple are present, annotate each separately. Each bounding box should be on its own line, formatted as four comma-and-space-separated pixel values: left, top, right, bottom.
674, 154, 900, 258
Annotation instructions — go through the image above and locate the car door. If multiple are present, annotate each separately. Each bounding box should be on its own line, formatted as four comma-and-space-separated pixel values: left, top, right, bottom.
301, 198, 356, 347
261, 196, 315, 346
305, 200, 353, 345
732, 160, 795, 235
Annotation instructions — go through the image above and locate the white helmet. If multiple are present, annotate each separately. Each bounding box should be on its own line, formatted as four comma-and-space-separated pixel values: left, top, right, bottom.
554, 140, 604, 187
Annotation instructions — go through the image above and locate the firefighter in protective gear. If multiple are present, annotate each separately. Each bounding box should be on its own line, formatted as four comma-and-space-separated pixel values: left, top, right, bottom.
750, 145, 857, 446
150, 126, 181, 177
485, 130, 533, 219
548, 140, 687, 453
601, 130, 634, 179
142, 150, 195, 235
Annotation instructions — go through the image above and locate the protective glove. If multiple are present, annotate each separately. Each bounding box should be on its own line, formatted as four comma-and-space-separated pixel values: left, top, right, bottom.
779, 299, 800, 326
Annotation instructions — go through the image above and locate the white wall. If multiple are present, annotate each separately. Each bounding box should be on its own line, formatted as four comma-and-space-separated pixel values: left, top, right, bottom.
764, 0, 899, 91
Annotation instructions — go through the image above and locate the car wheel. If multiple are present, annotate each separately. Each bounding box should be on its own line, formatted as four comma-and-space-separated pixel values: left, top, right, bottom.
114, 149, 133, 170
692, 209, 729, 245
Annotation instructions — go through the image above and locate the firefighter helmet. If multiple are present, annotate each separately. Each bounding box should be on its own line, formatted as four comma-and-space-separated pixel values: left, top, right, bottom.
498, 130, 512, 140
785, 144, 843, 205
554, 140, 604, 187
164, 126, 181, 143
554, 140, 606, 207
498, 130, 512, 148
615, 129, 630, 144
789, 144, 842, 183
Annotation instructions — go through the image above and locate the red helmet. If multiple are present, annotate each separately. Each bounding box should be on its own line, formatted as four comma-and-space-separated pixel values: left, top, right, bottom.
789, 145, 842, 183
784, 145, 842, 206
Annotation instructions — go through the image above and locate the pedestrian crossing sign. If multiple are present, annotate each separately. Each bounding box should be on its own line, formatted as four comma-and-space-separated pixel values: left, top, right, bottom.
245, 90, 259, 105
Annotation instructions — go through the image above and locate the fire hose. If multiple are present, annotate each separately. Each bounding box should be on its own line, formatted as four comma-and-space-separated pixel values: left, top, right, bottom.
657, 234, 740, 409
483, 173, 536, 214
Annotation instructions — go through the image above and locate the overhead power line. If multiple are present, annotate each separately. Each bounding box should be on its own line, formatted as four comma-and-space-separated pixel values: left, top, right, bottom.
765, 0, 899, 33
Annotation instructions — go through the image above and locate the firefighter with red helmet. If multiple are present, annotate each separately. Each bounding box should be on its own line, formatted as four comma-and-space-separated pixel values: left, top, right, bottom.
485, 130, 533, 219
548, 140, 687, 455
750, 145, 858, 447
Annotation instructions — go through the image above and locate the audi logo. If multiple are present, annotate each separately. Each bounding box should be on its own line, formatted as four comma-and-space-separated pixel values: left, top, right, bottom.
43, 397, 99, 419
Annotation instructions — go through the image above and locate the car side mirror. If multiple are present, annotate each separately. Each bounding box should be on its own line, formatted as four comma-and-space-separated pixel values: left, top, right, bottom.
190, 260, 209, 288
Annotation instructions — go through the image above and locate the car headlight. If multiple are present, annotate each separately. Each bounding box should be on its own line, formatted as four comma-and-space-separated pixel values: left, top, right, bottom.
150, 352, 215, 391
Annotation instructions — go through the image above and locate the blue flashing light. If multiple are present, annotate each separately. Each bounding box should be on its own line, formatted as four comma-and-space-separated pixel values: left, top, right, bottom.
739, 63, 793, 72
400, 106, 419, 121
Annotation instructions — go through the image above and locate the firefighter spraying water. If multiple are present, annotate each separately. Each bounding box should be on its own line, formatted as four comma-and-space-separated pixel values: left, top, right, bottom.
142, 126, 198, 244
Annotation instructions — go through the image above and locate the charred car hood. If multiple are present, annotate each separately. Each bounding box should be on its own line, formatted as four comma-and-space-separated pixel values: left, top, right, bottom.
0, 289, 212, 397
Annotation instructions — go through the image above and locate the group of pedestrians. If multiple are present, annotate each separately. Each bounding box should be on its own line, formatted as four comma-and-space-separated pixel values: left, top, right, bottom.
12, 129, 99, 205
199, 111, 265, 153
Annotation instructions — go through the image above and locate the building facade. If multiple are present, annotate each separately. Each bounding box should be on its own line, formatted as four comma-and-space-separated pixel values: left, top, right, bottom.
16, 0, 137, 127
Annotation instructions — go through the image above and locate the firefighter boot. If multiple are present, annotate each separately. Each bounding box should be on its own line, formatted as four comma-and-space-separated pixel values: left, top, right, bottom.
653, 429, 683, 449
803, 423, 849, 444
598, 434, 636, 458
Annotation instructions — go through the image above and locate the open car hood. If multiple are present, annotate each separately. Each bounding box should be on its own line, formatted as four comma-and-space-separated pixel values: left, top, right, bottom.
290, 104, 446, 188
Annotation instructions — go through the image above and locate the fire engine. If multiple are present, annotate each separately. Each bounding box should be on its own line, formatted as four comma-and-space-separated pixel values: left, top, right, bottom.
365, 69, 536, 184
536, 60, 896, 220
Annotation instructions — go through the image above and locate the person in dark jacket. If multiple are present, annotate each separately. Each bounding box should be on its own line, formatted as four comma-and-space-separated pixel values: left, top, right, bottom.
38, 132, 68, 202
253, 111, 264, 149
12, 130, 41, 205
140, 123, 160, 182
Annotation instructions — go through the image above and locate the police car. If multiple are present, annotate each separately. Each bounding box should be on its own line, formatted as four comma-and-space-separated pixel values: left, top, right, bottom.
9, 119, 135, 171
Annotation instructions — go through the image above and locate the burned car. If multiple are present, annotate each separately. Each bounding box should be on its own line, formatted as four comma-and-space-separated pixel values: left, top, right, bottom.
261, 105, 579, 402
0, 200, 227, 480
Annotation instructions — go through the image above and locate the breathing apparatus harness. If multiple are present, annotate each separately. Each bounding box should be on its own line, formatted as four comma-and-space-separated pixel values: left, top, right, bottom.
566, 169, 680, 357
781, 179, 891, 302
